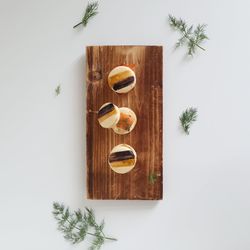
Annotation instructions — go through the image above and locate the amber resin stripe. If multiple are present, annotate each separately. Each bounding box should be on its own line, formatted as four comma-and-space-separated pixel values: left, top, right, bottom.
110, 159, 136, 168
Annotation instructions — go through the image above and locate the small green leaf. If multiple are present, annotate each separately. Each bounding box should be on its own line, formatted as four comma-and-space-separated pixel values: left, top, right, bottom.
55, 85, 61, 96
168, 15, 208, 56
179, 107, 198, 135
148, 172, 157, 184
73, 1, 99, 29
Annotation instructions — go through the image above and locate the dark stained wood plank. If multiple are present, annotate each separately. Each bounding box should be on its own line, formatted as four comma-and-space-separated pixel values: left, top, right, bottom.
86, 46, 163, 200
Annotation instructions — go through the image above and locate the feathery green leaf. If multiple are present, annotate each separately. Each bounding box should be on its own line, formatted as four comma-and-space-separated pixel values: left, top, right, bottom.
52, 202, 117, 249
148, 172, 157, 184
55, 85, 61, 96
73, 1, 99, 29
168, 15, 208, 56
179, 107, 198, 135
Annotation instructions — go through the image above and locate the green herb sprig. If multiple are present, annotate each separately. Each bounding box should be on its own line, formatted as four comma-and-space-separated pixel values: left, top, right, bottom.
148, 172, 157, 184
73, 1, 99, 29
168, 15, 208, 56
55, 85, 61, 96
52, 202, 117, 250
180, 107, 198, 135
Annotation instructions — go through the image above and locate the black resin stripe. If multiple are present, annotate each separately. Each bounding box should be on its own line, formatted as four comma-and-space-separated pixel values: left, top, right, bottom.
109, 150, 135, 162
98, 103, 115, 118
112, 76, 135, 91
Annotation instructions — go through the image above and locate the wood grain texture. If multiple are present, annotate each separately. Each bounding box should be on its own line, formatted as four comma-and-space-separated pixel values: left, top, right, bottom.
86, 46, 163, 200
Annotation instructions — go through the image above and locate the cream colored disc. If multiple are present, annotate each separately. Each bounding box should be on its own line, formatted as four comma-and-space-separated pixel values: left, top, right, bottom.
97, 102, 120, 128
112, 107, 137, 135
108, 144, 137, 174
108, 66, 136, 94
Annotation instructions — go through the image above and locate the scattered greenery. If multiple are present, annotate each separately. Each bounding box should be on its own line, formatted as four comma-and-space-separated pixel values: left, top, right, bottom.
55, 85, 61, 96
149, 172, 157, 184
73, 1, 99, 29
168, 15, 208, 56
52, 202, 117, 250
179, 107, 198, 135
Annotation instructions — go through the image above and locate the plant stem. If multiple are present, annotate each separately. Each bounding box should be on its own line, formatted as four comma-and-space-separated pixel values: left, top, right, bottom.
66, 219, 116, 241
86, 232, 117, 241
195, 43, 205, 51
103, 236, 118, 241
73, 21, 83, 28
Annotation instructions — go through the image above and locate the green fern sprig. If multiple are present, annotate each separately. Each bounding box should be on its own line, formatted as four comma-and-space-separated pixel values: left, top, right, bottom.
168, 15, 208, 55
148, 172, 157, 184
55, 85, 61, 96
73, 1, 99, 29
52, 202, 117, 250
179, 107, 198, 135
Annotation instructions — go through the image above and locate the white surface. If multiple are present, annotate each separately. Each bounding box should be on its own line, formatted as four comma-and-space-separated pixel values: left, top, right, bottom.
0, 0, 250, 249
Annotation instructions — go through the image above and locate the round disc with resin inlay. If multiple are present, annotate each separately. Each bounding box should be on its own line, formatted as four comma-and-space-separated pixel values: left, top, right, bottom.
108, 144, 137, 174
108, 66, 136, 94
97, 102, 120, 128
112, 107, 137, 135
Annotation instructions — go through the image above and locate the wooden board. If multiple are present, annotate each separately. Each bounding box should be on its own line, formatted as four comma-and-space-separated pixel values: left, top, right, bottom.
86, 46, 163, 200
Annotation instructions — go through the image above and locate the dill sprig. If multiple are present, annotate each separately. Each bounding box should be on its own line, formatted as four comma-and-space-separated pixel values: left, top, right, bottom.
55, 85, 61, 96
168, 15, 208, 56
52, 202, 117, 250
73, 1, 99, 29
179, 107, 198, 135
148, 172, 157, 184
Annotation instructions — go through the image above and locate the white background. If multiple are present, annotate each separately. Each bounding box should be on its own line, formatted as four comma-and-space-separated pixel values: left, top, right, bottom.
1, 0, 250, 249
